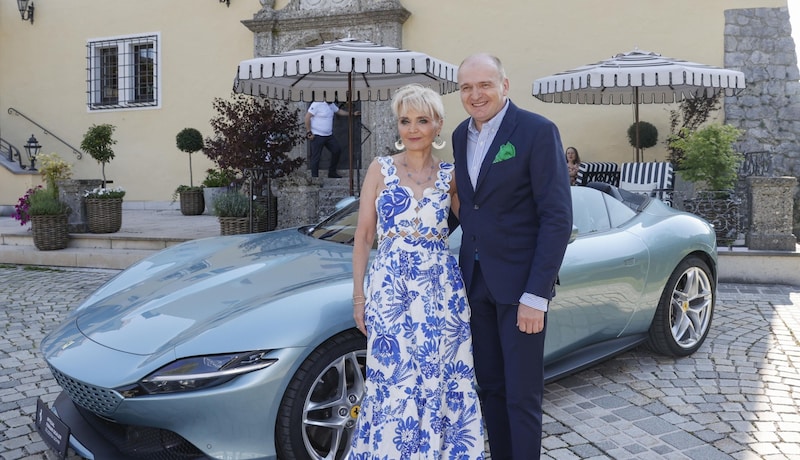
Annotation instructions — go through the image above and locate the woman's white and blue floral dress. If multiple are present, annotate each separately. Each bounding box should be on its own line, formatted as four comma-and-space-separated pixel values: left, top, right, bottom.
350, 156, 485, 460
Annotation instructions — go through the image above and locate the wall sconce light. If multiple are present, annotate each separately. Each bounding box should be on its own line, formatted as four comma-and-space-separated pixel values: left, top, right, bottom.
17, 0, 35, 24
219, 0, 230, 7
24, 134, 41, 170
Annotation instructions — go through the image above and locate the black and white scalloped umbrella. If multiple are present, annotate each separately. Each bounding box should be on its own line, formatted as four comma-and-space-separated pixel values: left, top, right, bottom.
234, 38, 458, 193
532, 49, 746, 161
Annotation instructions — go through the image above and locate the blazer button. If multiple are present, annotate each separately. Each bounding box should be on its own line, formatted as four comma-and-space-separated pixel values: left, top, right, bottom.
473, 204, 479, 210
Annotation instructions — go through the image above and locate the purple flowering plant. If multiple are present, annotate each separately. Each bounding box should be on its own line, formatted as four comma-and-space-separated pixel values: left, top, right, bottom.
11, 185, 44, 226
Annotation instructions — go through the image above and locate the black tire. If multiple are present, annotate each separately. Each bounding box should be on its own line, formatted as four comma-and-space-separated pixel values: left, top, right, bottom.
275, 330, 367, 460
647, 255, 715, 356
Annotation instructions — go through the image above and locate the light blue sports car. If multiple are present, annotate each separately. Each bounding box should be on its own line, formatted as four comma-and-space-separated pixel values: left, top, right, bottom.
37, 184, 717, 460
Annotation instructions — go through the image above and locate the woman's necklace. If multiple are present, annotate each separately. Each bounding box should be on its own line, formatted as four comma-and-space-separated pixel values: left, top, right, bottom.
401, 158, 435, 186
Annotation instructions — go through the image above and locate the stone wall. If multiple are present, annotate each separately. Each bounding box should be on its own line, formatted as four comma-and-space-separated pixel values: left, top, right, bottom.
725, 7, 800, 239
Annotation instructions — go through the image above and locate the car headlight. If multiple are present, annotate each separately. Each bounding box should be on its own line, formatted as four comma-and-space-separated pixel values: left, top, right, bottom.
116, 351, 277, 397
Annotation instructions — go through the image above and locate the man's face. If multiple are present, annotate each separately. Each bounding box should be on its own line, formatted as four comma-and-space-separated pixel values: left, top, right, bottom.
458, 58, 509, 130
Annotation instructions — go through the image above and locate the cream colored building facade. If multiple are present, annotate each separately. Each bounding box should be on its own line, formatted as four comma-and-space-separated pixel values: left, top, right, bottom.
0, 0, 788, 209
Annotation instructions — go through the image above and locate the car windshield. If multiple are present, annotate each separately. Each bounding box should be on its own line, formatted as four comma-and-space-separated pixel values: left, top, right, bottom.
305, 200, 359, 245
305, 185, 643, 245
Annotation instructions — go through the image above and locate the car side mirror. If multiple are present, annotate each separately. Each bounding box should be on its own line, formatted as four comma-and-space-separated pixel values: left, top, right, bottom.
568, 225, 579, 244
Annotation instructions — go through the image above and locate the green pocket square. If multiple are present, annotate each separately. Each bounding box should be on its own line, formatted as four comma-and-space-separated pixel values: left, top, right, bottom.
492, 142, 516, 163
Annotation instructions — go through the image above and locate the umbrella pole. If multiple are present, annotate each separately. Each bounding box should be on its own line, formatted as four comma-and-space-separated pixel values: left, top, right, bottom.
634, 87, 641, 162
347, 73, 355, 196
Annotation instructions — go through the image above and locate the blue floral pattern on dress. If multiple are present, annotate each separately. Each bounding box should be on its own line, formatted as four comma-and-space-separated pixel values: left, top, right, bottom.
349, 156, 484, 459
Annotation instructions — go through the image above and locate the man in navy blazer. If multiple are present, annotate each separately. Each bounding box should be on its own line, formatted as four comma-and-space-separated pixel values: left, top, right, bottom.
453, 53, 573, 459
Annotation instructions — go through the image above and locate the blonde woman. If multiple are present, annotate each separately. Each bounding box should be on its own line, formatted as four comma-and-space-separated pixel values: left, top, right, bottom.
350, 84, 484, 459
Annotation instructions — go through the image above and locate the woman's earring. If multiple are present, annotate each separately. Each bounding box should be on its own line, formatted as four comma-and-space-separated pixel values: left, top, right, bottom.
394, 140, 405, 151
432, 135, 446, 150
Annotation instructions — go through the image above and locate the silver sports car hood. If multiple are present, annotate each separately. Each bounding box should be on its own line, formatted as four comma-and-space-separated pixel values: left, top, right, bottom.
71, 229, 352, 355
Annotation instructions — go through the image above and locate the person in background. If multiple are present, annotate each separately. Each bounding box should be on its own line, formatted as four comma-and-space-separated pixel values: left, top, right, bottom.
304, 102, 359, 178
566, 146, 581, 185
452, 53, 573, 460
350, 84, 485, 459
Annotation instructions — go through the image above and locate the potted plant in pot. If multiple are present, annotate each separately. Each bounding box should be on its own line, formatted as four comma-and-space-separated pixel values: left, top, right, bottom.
668, 123, 744, 244
203, 94, 305, 230
80, 123, 125, 233
11, 153, 75, 250
174, 127, 205, 215
202, 167, 236, 215
212, 189, 267, 235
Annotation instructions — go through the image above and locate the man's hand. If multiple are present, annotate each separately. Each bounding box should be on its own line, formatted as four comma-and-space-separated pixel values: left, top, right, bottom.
517, 303, 545, 334
306, 132, 314, 139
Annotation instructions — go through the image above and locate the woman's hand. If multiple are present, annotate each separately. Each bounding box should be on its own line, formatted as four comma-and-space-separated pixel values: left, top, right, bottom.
353, 301, 367, 336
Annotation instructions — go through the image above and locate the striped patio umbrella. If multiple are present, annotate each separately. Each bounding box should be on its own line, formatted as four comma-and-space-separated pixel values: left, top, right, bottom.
234, 38, 459, 194
532, 49, 746, 161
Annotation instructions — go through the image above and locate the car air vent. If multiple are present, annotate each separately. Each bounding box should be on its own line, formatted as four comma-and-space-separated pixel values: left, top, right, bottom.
49, 366, 122, 417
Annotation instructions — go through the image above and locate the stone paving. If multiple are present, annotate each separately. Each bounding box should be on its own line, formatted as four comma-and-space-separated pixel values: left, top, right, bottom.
0, 265, 798, 459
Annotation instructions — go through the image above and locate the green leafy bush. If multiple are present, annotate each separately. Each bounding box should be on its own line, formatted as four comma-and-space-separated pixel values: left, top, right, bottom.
212, 190, 266, 219
28, 187, 69, 216
668, 124, 743, 191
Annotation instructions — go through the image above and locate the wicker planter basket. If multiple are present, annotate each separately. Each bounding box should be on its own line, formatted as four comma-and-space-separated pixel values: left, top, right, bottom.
218, 216, 268, 235
86, 198, 123, 233
179, 190, 205, 216
30, 214, 70, 251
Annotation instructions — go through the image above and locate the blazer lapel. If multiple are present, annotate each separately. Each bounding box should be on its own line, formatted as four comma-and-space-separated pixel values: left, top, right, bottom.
474, 102, 519, 193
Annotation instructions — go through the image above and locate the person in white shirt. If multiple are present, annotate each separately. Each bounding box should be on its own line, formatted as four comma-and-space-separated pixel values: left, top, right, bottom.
304, 102, 359, 178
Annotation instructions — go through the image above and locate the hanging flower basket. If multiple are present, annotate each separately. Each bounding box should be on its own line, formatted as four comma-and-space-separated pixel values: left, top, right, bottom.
86, 198, 123, 233
30, 214, 70, 250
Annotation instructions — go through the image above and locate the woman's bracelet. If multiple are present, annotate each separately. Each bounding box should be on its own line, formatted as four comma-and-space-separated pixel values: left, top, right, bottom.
353, 295, 366, 305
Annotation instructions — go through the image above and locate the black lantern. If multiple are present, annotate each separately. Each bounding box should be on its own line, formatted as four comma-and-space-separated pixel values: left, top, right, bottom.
24, 134, 41, 170
17, 0, 34, 24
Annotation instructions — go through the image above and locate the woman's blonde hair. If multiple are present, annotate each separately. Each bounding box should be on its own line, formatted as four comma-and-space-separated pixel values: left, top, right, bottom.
391, 84, 445, 123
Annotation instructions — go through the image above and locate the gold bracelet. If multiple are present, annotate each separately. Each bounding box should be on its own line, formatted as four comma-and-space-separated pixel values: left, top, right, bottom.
352, 295, 366, 301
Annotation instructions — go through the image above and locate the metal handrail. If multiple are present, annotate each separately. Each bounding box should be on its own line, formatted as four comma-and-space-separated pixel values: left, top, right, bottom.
7, 107, 84, 159
0, 137, 22, 165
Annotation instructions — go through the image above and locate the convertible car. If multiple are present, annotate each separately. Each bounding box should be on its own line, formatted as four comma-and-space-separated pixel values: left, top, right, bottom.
37, 183, 717, 460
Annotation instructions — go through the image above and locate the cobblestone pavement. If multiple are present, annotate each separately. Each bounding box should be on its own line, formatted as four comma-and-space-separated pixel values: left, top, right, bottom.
1, 265, 798, 460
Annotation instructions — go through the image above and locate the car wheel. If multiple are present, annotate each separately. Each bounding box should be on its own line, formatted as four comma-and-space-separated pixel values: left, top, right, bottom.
275, 330, 367, 460
647, 255, 715, 357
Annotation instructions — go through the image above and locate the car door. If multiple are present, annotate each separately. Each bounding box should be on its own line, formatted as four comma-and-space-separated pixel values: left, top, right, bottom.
544, 187, 650, 363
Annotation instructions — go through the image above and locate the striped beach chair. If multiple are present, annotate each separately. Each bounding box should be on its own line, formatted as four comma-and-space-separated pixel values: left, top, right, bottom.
576, 162, 620, 187
619, 161, 674, 204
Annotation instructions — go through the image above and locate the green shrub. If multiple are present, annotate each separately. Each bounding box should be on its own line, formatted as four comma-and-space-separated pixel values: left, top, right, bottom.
28, 187, 69, 216
668, 124, 743, 191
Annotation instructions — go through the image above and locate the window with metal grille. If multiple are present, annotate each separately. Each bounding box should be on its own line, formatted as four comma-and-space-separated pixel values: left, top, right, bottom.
87, 34, 159, 110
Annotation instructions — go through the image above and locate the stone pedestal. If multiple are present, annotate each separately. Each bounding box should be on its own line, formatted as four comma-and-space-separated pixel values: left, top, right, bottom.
746, 176, 797, 250
57, 179, 103, 233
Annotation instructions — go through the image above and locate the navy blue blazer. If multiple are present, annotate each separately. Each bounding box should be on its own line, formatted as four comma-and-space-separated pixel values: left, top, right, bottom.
452, 101, 573, 304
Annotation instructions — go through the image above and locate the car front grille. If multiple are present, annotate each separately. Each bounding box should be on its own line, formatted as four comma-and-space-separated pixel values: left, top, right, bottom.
73, 403, 209, 460
49, 365, 122, 417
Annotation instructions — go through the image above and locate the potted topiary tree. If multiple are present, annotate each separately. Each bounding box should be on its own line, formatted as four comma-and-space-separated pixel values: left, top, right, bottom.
627, 120, 658, 161
203, 94, 304, 230
80, 124, 125, 233
174, 127, 206, 215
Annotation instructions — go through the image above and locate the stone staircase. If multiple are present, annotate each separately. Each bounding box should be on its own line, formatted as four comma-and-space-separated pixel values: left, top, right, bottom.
0, 231, 185, 270
0, 208, 220, 270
